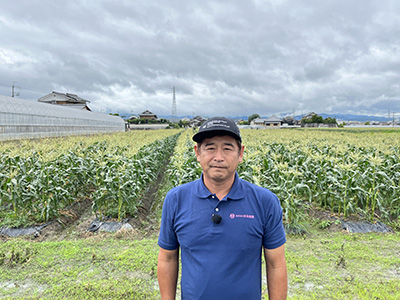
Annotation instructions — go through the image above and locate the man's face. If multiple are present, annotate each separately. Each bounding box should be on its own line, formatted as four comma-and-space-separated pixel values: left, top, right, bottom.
194, 135, 244, 184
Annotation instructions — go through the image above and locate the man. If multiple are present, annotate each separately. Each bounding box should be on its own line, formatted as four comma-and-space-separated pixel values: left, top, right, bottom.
158, 117, 287, 300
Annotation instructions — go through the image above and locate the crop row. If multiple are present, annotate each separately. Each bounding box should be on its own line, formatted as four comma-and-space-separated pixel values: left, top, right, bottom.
0, 131, 180, 226
242, 129, 400, 225
167, 130, 201, 187
2, 128, 400, 230
167, 129, 400, 230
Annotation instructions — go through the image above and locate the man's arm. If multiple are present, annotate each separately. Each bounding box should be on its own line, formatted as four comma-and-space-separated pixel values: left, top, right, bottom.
157, 247, 179, 300
264, 244, 287, 300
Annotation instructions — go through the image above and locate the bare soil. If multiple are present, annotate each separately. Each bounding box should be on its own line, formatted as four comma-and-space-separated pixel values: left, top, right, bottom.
307, 206, 344, 232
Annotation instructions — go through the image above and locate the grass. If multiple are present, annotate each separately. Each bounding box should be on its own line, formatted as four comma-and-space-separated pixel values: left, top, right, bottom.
285, 230, 400, 299
0, 228, 399, 299
0, 233, 160, 299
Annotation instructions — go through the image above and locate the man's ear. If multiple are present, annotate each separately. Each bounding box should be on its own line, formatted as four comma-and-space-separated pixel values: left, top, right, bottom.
194, 144, 201, 162
239, 145, 245, 163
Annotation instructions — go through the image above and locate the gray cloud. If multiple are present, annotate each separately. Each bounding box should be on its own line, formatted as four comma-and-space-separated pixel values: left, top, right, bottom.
1, 0, 400, 118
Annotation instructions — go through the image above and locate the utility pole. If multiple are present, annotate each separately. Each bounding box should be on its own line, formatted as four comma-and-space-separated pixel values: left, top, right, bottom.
11, 81, 20, 97
12, 81, 16, 97
393, 112, 395, 127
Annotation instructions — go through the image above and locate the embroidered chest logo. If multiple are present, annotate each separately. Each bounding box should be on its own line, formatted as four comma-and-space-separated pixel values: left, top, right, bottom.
230, 213, 255, 219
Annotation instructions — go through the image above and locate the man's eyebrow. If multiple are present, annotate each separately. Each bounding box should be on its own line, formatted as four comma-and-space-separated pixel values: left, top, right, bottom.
203, 142, 235, 147
204, 142, 215, 147
223, 142, 234, 147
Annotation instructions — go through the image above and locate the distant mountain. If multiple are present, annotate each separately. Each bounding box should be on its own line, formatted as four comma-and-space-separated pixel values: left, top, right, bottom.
266, 113, 391, 122
116, 112, 392, 123
316, 113, 391, 122
231, 114, 392, 122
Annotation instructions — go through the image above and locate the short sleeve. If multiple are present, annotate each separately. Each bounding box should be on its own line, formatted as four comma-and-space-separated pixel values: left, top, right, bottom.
158, 190, 179, 250
262, 193, 286, 249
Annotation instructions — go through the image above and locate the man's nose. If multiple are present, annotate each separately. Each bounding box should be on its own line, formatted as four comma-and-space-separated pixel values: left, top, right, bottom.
213, 148, 224, 161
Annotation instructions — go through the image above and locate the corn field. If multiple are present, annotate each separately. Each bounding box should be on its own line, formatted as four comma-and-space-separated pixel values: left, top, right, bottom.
0, 130, 180, 225
167, 128, 400, 230
1, 128, 400, 230
239, 129, 400, 230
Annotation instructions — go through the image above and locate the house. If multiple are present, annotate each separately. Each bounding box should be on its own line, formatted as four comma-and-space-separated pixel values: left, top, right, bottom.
282, 115, 297, 125
264, 115, 283, 127
128, 114, 139, 121
300, 112, 318, 123
251, 118, 269, 126
190, 116, 207, 127
38, 91, 91, 111
251, 116, 284, 127
139, 110, 157, 120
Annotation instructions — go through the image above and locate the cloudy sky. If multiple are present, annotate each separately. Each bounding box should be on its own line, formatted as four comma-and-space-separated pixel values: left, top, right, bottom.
1, 0, 400, 118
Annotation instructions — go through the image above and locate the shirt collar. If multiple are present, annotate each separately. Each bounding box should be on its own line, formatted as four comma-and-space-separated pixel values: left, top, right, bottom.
195, 172, 244, 201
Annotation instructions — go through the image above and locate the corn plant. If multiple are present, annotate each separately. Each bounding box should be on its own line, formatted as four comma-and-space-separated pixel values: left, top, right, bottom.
2, 127, 400, 230
91, 134, 180, 220
167, 130, 201, 187
241, 128, 400, 228
0, 130, 180, 225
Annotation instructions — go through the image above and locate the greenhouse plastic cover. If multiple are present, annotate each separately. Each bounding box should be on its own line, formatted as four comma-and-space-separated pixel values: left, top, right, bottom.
0, 95, 125, 140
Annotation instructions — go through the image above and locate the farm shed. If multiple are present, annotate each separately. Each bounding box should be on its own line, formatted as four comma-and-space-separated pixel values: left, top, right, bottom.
0, 95, 125, 141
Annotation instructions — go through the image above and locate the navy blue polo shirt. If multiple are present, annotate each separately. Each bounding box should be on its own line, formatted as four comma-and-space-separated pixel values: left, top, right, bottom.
158, 172, 286, 300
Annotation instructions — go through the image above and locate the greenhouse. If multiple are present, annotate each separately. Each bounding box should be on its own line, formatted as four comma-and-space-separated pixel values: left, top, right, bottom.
0, 95, 125, 141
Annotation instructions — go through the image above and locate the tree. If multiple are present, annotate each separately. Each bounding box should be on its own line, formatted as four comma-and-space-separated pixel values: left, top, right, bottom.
178, 120, 190, 128
312, 115, 324, 123
324, 117, 337, 124
248, 114, 260, 123
301, 114, 338, 125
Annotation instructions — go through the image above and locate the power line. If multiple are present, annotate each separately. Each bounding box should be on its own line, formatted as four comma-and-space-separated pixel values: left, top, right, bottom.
0, 82, 48, 97
18, 86, 47, 95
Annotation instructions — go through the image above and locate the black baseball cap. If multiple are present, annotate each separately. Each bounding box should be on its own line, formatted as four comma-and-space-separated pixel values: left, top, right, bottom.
192, 117, 242, 143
